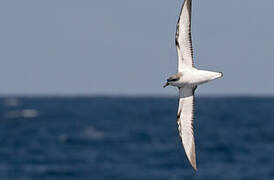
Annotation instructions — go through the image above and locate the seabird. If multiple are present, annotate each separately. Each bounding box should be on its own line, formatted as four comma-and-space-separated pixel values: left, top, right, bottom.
164, 0, 223, 171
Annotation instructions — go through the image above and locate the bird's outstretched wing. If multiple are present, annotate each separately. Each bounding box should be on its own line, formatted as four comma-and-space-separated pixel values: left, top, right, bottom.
176, 0, 194, 71
177, 87, 197, 171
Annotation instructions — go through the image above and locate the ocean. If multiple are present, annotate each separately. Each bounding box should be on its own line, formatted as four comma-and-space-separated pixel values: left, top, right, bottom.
0, 97, 273, 180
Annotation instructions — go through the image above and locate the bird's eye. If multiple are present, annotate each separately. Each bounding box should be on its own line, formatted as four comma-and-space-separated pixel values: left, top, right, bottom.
168, 77, 179, 82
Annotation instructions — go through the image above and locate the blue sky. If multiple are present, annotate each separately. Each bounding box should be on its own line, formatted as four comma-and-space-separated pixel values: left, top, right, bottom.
0, 0, 273, 96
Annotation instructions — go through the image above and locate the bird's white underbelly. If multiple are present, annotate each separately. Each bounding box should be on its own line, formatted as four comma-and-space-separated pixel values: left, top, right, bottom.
172, 68, 222, 88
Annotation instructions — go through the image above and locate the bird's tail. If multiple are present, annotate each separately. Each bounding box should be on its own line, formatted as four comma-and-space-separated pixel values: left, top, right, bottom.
194, 70, 223, 85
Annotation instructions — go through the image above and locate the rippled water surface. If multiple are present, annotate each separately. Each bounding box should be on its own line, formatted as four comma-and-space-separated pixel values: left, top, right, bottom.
0, 97, 273, 179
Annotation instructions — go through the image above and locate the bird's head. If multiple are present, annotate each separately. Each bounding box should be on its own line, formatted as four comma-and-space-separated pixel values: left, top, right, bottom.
163, 73, 182, 88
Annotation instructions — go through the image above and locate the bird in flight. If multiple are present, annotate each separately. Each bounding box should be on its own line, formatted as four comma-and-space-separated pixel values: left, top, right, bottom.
164, 0, 223, 171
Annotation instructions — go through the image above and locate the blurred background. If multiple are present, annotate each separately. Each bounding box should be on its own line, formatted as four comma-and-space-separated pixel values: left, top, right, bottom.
0, 0, 273, 179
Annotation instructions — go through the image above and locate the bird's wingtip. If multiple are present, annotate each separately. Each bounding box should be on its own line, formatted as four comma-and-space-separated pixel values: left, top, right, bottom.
192, 164, 198, 172
189, 158, 197, 172
185, 142, 197, 172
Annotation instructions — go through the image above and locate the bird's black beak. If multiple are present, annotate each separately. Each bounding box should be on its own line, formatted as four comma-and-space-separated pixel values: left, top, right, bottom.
163, 82, 169, 88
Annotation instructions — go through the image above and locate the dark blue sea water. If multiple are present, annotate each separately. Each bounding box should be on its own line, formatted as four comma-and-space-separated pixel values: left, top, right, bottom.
0, 97, 273, 180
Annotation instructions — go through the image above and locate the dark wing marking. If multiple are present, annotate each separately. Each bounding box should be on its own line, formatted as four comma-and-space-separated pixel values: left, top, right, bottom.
176, 0, 194, 70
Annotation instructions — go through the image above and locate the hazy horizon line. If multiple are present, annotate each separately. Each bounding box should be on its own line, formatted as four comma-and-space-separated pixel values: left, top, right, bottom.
0, 93, 273, 98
